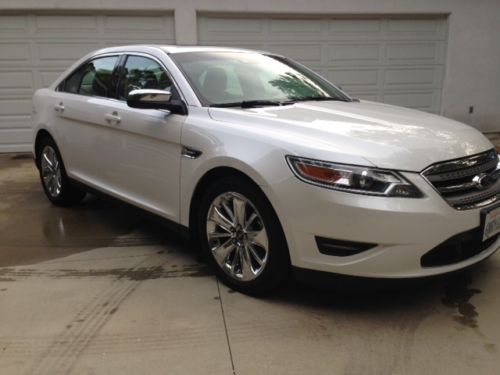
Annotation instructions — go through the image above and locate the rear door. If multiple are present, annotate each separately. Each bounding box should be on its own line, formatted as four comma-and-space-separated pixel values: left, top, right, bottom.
53, 55, 122, 185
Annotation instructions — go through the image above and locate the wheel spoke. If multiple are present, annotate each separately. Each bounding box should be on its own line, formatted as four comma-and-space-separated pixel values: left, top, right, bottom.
43, 153, 54, 170
48, 176, 56, 195
210, 206, 233, 232
232, 196, 246, 226
42, 173, 52, 185
244, 212, 258, 230
247, 244, 264, 266
212, 239, 236, 267
230, 246, 240, 274
221, 201, 235, 225
247, 228, 269, 250
240, 246, 254, 280
47, 148, 56, 164
55, 174, 62, 193
208, 231, 231, 239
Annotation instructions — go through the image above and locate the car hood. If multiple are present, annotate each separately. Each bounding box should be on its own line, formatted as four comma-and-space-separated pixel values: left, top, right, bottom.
208, 100, 493, 171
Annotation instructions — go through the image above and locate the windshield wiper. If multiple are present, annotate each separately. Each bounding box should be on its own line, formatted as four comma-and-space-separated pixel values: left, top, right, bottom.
210, 100, 294, 108
292, 96, 351, 102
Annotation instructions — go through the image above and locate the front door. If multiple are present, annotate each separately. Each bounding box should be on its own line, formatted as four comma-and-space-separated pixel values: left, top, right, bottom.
93, 54, 185, 221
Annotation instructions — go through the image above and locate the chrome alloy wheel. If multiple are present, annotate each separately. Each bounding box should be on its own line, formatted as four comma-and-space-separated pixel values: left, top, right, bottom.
206, 192, 269, 281
40, 145, 62, 198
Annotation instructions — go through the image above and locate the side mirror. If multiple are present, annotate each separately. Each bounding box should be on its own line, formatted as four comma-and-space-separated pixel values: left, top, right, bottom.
127, 89, 187, 115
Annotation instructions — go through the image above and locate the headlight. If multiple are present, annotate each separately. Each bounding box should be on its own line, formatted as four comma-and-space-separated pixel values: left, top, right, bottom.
286, 156, 422, 197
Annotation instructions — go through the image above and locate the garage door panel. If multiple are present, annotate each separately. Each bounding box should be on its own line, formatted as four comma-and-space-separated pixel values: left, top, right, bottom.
384, 67, 443, 88
383, 90, 441, 112
386, 18, 446, 39
328, 69, 379, 90
385, 42, 445, 65
0, 116, 32, 130
0, 43, 31, 64
38, 70, 64, 88
327, 19, 382, 35
270, 19, 321, 34
0, 71, 33, 92
0, 13, 175, 152
349, 92, 380, 102
198, 16, 447, 114
0, 98, 32, 116
268, 44, 322, 62
199, 41, 266, 50
37, 42, 102, 63
104, 16, 174, 33
201, 17, 264, 34
0, 128, 32, 146
0, 16, 28, 30
103, 38, 174, 47
329, 44, 381, 65
34, 16, 99, 32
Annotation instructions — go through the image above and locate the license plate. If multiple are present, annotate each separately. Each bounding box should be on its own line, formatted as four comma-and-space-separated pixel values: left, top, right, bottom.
482, 206, 500, 241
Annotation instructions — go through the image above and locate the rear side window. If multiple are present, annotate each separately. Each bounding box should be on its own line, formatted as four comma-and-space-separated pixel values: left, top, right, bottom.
117, 55, 175, 100
60, 56, 119, 98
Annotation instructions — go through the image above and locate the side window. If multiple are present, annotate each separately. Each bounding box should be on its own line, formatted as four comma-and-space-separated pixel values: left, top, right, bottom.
60, 56, 119, 98
117, 55, 175, 100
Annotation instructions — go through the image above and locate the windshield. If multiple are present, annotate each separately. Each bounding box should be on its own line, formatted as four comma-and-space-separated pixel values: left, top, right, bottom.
170, 51, 350, 106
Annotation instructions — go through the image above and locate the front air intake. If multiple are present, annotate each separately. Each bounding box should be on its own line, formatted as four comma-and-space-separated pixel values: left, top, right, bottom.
421, 226, 499, 267
315, 236, 376, 257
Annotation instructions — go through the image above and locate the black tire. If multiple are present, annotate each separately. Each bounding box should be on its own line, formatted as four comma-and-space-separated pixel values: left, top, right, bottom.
197, 176, 290, 295
37, 136, 86, 207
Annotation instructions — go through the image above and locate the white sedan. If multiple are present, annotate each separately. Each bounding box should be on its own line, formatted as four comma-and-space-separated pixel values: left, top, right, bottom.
32, 45, 500, 294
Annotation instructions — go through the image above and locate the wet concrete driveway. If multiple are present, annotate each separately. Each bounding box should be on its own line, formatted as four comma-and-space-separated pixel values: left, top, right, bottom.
1, 153, 499, 374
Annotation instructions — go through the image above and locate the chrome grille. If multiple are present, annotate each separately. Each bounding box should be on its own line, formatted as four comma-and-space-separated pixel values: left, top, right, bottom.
422, 149, 500, 210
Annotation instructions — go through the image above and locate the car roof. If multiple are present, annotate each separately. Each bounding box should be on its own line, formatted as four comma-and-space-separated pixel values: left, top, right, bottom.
92, 44, 270, 56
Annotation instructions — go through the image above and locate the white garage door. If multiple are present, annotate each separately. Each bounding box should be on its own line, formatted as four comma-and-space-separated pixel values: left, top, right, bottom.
0, 14, 175, 152
198, 16, 447, 113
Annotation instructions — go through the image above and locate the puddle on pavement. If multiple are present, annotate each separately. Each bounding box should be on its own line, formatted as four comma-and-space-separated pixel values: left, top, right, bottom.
441, 272, 481, 328
0, 155, 190, 267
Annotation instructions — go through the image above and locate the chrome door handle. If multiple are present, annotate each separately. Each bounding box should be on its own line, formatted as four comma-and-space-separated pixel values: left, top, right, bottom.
54, 102, 65, 112
104, 111, 121, 124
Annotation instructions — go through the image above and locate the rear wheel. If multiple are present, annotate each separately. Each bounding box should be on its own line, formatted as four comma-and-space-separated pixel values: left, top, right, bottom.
37, 137, 86, 206
197, 177, 290, 295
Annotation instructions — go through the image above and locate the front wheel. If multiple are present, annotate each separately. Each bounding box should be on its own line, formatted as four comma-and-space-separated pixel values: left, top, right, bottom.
197, 177, 290, 295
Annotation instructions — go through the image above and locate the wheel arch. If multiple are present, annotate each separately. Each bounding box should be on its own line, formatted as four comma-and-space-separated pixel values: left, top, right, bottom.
188, 166, 288, 250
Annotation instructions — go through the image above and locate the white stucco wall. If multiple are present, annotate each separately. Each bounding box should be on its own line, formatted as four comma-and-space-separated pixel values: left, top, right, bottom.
1, 0, 499, 131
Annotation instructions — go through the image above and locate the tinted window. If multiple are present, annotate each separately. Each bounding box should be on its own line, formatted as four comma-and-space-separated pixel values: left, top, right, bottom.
118, 55, 174, 100
61, 56, 119, 98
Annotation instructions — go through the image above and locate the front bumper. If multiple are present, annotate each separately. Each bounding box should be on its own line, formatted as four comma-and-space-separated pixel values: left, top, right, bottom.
268, 172, 500, 278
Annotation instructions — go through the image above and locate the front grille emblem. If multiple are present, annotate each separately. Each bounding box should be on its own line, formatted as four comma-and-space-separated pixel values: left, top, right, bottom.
472, 173, 496, 190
